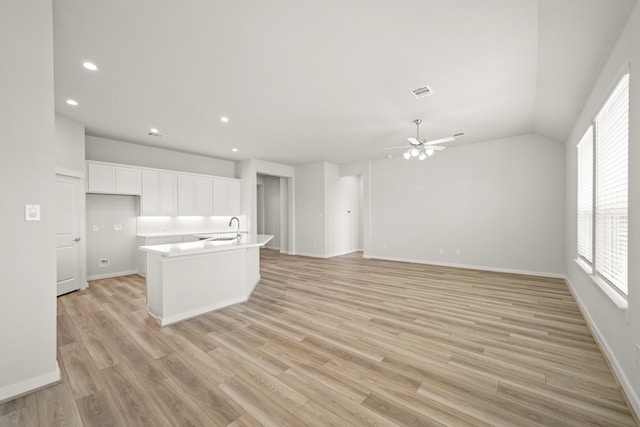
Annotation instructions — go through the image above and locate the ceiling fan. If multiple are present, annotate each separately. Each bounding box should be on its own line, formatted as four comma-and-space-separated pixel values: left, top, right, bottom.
386, 119, 463, 160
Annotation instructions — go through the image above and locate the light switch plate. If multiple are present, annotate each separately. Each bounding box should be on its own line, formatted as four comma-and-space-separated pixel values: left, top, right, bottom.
25, 204, 41, 221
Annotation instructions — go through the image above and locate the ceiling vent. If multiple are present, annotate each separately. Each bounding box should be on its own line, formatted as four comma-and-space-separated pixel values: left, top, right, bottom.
411, 85, 433, 98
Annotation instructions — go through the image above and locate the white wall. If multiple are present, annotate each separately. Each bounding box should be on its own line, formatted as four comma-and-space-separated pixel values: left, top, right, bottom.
86, 195, 138, 279
564, 2, 640, 415
280, 177, 290, 253
86, 135, 236, 178
294, 162, 326, 256
324, 163, 340, 257
295, 162, 361, 258
0, 0, 59, 401
55, 114, 85, 174
369, 134, 565, 276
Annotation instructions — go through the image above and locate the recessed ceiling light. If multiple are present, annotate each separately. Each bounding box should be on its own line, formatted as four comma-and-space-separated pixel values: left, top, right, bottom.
147, 128, 164, 137
66, 99, 78, 106
220, 116, 229, 123
232, 148, 238, 152
149, 128, 159, 134
83, 62, 98, 71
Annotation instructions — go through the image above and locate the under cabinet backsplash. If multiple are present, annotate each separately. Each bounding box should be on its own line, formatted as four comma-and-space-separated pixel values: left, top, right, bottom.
136, 214, 248, 236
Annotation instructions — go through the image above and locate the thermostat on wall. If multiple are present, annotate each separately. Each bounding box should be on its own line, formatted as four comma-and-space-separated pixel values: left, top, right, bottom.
25, 204, 41, 221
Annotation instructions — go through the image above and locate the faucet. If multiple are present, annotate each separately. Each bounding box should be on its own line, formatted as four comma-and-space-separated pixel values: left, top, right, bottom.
229, 216, 240, 242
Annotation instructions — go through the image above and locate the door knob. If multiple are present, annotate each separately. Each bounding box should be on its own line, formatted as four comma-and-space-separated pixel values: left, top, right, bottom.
74, 237, 81, 242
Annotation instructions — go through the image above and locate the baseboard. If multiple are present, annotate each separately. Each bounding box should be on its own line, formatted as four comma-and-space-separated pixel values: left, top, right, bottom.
87, 270, 138, 281
154, 295, 249, 327
325, 249, 361, 258
363, 254, 564, 279
291, 251, 326, 258
0, 364, 60, 403
563, 276, 640, 422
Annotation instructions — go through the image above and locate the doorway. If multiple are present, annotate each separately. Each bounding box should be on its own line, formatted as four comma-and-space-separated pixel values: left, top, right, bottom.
256, 174, 290, 253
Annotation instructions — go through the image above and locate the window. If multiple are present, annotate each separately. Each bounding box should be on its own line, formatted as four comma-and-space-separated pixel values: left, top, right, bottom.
577, 126, 593, 263
577, 72, 629, 296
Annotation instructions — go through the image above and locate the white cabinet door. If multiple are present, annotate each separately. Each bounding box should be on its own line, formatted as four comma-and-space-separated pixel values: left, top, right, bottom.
141, 170, 160, 214
213, 177, 242, 215
194, 175, 212, 214
158, 172, 177, 214
178, 174, 196, 214
87, 161, 141, 195
87, 163, 115, 193
178, 173, 212, 215
115, 166, 141, 195
142, 170, 177, 215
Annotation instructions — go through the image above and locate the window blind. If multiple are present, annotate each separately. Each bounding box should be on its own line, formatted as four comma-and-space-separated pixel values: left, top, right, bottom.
595, 73, 629, 294
577, 126, 593, 263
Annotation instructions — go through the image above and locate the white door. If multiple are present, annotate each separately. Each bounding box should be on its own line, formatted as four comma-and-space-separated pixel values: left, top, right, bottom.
56, 175, 82, 296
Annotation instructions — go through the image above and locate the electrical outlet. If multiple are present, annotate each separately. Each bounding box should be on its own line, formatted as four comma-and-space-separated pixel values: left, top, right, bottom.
439, 248, 444, 254
99, 258, 110, 267
93, 225, 99, 231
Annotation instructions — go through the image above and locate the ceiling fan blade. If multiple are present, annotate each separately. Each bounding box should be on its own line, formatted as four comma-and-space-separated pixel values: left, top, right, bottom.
407, 137, 421, 145
425, 136, 455, 145
384, 146, 410, 150
428, 145, 446, 151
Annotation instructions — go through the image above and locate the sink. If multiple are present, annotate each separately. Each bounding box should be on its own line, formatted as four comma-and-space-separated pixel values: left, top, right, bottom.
204, 236, 237, 242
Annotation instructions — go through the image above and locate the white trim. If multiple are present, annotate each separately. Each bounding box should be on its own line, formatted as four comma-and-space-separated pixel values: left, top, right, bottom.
55, 166, 84, 178
363, 254, 564, 279
87, 270, 138, 281
574, 258, 628, 310
154, 295, 248, 326
247, 275, 261, 294
564, 276, 640, 419
0, 365, 60, 403
326, 249, 361, 258
291, 251, 327, 258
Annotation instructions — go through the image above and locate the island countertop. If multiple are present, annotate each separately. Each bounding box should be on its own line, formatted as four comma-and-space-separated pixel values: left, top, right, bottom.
140, 234, 273, 257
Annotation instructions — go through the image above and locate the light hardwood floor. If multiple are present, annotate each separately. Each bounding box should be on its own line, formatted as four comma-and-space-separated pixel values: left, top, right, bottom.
1, 250, 637, 426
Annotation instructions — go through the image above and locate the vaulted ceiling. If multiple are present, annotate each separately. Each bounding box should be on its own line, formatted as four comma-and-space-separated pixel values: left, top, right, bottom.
53, 0, 636, 165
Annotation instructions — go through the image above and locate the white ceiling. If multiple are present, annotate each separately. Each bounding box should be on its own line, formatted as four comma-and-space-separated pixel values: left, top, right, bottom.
53, 0, 636, 166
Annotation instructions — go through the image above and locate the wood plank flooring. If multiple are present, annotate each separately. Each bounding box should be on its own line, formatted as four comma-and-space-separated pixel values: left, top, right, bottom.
1, 250, 637, 426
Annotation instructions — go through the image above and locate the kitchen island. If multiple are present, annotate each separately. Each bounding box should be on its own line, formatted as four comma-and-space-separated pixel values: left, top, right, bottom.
140, 234, 273, 326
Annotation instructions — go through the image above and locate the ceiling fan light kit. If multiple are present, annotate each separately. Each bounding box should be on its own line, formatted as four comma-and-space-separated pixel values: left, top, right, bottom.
386, 119, 463, 160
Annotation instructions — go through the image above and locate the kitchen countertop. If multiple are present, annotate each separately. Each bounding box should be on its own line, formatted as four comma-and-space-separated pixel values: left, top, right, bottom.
140, 234, 273, 257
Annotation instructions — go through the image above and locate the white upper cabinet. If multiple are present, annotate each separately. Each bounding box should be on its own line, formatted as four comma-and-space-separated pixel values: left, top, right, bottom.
141, 170, 177, 215
178, 173, 212, 215
212, 177, 242, 215
87, 161, 141, 195
115, 166, 141, 194
87, 161, 240, 216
